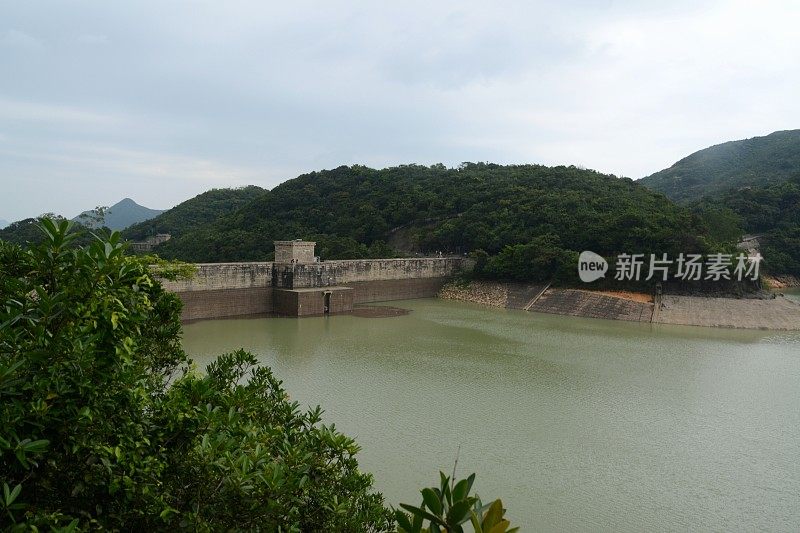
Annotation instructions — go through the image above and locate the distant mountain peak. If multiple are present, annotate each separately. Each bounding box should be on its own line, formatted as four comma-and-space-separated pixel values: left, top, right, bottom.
75, 198, 165, 231
122, 186, 267, 242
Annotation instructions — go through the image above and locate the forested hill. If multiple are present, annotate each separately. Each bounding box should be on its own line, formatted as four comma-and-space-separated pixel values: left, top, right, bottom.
150, 163, 711, 271
123, 186, 266, 241
639, 130, 800, 203
693, 175, 800, 276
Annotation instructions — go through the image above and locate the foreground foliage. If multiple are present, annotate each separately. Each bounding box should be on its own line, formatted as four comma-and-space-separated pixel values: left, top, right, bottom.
396, 473, 518, 533
0, 220, 392, 530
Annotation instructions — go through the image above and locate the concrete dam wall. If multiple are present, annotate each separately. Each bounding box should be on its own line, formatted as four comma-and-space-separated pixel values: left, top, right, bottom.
160, 257, 466, 321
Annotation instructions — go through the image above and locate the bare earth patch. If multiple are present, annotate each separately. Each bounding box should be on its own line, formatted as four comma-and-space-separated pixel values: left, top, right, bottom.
576, 289, 653, 304
764, 275, 800, 289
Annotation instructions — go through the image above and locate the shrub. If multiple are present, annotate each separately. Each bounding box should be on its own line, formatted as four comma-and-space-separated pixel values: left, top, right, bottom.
0, 220, 392, 531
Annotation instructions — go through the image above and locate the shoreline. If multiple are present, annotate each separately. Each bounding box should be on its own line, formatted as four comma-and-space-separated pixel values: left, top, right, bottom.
439, 280, 800, 331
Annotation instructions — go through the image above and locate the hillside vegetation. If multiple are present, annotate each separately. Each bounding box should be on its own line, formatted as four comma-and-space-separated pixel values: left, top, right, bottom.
639, 130, 800, 203
692, 175, 800, 276
150, 164, 713, 280
0, 216, 98, 247
123, 186, 266, 241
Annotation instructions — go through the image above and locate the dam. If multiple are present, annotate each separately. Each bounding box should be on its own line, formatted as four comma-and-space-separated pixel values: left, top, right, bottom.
160, 240, 467, 320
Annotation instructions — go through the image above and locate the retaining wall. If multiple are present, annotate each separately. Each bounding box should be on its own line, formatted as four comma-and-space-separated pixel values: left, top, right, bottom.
273, 258, 464, 288
160, 258, 464, 320
161, 262, 273, 293
177, 287, 274, 321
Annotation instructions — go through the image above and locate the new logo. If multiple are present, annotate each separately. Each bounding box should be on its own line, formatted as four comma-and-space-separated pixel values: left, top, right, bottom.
578, 251, 608, 282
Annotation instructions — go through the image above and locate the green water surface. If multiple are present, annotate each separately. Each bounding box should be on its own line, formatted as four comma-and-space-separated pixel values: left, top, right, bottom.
183, 299, 800, 531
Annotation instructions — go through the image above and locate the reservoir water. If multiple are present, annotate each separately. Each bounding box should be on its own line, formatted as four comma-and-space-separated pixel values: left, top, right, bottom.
183, 298, 800, 531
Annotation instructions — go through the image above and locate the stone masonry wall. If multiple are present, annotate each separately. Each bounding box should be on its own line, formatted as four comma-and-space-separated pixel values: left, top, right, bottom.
160, 262, 273, 292
274, 258, 464, 289
347, 278, 449, 303
159, 258, 465, 320
178, 288, 274, 321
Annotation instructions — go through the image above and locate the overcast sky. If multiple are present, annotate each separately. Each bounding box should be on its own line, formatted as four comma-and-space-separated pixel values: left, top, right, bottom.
1, 0, 799, 221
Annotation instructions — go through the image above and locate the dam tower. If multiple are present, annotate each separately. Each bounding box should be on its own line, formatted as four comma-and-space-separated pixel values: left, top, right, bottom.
272, 240, 355, 316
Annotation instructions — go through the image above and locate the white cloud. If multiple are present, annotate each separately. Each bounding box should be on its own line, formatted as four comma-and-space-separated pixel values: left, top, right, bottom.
0, 29, 44, 50
0, 0, 799, 220
0, 98, 117, 125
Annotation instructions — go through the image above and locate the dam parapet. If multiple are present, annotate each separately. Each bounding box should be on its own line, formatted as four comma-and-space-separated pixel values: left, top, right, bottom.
160, 242, 468, 320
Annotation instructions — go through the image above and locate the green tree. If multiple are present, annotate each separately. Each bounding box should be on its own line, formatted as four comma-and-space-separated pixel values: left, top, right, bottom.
0, 220, 392, 530
479, 234, 578, 282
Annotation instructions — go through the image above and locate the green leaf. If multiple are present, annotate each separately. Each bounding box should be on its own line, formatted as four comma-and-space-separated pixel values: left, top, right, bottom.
452, 474, 475, 503
399, 503, 447, 527
394, 510, 415, 532
421, 487, 443, 516
2, 482, 21, 507
447, 499, 473, 525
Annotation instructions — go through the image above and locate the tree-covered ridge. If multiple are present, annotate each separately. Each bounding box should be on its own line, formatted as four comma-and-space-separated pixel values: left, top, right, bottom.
692, 175, 800, 276
639, 129, 800, 204
153, 163, 711, 266
123, 185, 267, 241
0, 218, 58, 245
0, 216, 98, 247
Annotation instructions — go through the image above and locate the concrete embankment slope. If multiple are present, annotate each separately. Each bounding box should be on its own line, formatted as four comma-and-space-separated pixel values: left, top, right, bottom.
529, 289, 653, 322
439, 281, 800, 330
440, 281, 653, 322
655, 295, 800, 330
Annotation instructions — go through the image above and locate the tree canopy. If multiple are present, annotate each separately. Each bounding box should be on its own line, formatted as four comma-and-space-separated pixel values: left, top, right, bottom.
0, 221, 392, 530
146, 164, 712, 274
691, 174, 800, 276
123, 186, 267, 242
